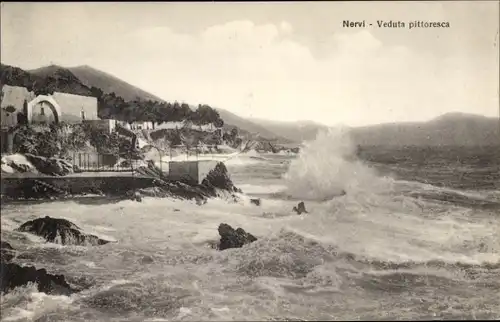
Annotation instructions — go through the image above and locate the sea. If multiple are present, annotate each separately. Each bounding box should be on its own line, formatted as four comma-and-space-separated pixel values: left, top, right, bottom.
1, 128, 499, 321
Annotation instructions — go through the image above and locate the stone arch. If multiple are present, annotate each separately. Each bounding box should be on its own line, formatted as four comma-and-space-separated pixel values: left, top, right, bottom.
27, 95, 62, 124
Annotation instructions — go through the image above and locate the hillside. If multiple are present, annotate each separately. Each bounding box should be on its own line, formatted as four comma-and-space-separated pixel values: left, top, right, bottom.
216, 109, 292, 143
1, 64, 92, 96
28, 64, 296, 143
249, 118, 331, 143
1, 64, 40, 89
21, 64, 277, 140
349, 113, 500, 147
29, 64, 163, 102
66, 65, 165, 102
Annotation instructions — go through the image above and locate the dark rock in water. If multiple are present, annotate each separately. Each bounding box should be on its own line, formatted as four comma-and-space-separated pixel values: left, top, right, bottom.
195, 197, 207, 206
0, 261, 77, 295
201, 162, 241, 194
293, 201, 308, 215
126, 190, 142, 202
16, 216, 110, 246
1, 241, 15, 262
140, 255, 155, 264
218, 223, 257, 251
250, 198, 261, 206
24, 154, 74, 176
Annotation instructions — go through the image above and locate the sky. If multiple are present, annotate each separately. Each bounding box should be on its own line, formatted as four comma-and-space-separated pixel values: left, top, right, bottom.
1, 2, 499, 127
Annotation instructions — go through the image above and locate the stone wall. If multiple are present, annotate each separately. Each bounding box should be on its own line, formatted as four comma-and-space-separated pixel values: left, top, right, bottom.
167, 160, 219, 184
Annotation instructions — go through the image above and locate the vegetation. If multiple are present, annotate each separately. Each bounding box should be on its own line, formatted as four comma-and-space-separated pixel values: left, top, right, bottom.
92, 86, 223, 125
223, 128, 243, 148
12, 123, 140, 159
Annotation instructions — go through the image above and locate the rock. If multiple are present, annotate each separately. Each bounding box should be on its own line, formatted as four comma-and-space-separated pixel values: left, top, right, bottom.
130, 162, 240, 203
250, 198, 261, 206
8, 161, 37, 173
1, 241, 15, 262
135, 186, 166, 198
1, 154, 38, 173
126, 190, 142, 202
134, 193, 142, 202
218, 223, 257, 251
293, 201, 308, 215
140, 255, 154, 264
1, 261, 77, 295
16, 216, 110, 246
24, 154, 73, 176
201, 162, 241, 194
195, 197, 206, 206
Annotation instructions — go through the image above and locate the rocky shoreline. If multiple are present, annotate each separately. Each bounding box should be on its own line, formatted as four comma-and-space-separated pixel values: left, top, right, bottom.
0, 153, 310, 296
0, 159, 253, 295
1, 153, 242, 203
0, 217, 258, 296
0, 152, 316, 297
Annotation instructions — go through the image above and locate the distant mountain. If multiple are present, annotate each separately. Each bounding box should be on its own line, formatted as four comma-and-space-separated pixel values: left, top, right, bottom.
248, 113, 499, 147
349, 113, 500, 147
249, 118, 331, 143
216, 109, 292, 143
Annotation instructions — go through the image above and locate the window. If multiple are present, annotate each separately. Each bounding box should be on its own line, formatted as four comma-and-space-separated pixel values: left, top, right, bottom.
40, 107, 45, 116
81, 110, 86, 120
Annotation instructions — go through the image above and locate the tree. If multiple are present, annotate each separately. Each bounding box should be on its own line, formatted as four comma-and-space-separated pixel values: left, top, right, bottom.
214, 118, 224, 128
90, 86, 103, 99
230, 128, 238, 139
170, 130, 182, 147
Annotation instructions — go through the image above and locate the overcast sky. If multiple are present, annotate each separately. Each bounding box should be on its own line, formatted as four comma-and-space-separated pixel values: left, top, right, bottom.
1, 2, 498, 126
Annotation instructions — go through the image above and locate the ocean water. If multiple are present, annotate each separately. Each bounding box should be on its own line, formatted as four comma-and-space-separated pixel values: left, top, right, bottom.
1, 129, 499, 321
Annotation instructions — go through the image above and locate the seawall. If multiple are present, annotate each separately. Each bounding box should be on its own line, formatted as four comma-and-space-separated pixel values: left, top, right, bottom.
1, 173, 157, 199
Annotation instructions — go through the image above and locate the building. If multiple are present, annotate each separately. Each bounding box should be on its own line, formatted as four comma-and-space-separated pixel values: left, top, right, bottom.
130, 121, 154, 130
1, 85, 100, 128
27, 95, 62, 124
1, 85, 35, 128
153, 120, 221, 133
51, 92, 99, 123
116, 121, 155, 131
